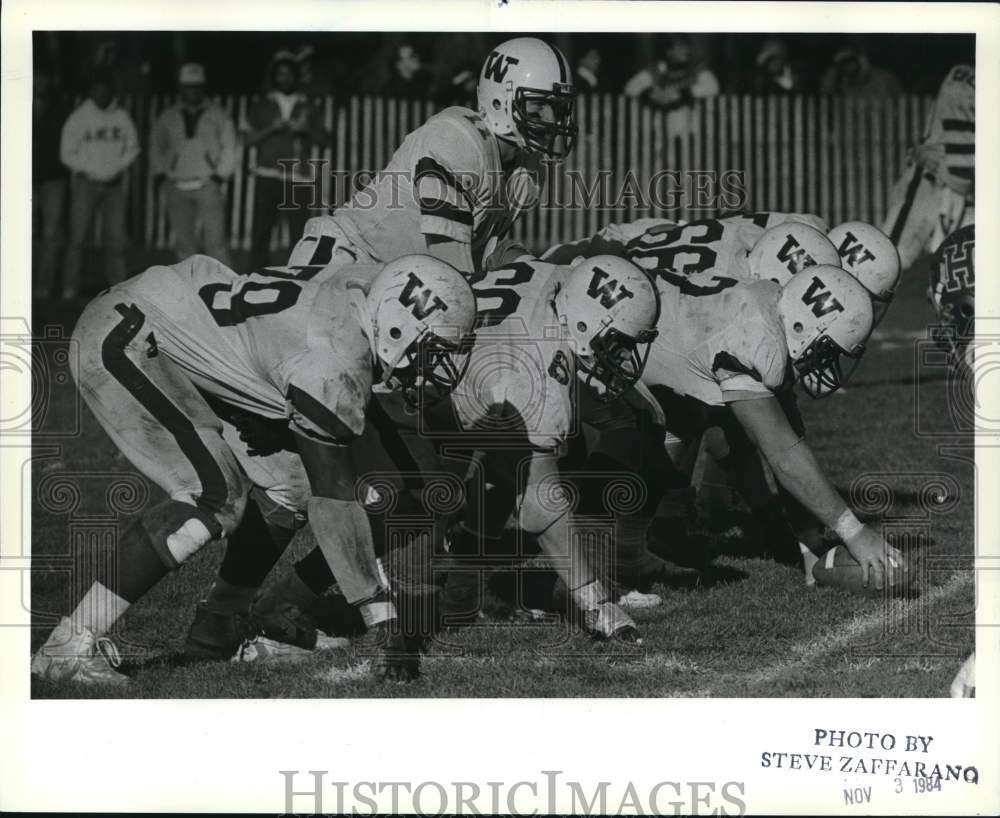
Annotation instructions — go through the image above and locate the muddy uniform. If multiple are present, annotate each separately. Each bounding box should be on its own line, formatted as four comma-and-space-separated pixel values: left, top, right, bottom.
71, 254, 376, 534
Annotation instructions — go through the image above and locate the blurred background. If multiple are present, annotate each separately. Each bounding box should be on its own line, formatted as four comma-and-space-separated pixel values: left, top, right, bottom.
31, 30, 974, 303
35, 31, 972, 98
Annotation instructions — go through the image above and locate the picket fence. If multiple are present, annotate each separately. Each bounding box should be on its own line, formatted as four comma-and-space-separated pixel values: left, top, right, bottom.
116, 92, 934, 255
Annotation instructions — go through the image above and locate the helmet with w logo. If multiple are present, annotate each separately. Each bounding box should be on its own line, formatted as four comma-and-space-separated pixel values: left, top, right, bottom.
827, 221, 901, 325
748, 222, 841, 285
366, 254, 476, 404
477, 37, 577, 159
779, 265, 873, 398
555, 255, 660, 400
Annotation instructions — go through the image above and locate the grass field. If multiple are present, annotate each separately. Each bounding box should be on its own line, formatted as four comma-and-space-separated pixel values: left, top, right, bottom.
28, 251, 975, 698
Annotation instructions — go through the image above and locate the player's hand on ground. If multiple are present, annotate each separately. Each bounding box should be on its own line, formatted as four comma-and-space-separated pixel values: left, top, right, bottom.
844, 526, 906, 590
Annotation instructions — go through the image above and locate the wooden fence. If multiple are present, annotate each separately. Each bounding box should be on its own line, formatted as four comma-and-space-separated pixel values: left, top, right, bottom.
118, 93, 934, 255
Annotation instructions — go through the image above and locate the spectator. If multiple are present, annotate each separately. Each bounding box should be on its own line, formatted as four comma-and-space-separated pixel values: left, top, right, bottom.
60, 68, 139, 300
151, 63, 237, 265
821, 46, 902, 98
381, 43, 433, 100
32, 70, 71, 301
295, 44, 334, 99
575, 47, 607, 93
244, 50, 328, 269
624, 36, 719, 134
751, 39, 806, 94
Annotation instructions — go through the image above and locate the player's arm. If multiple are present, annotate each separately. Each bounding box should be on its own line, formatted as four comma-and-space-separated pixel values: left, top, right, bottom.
413, 137, 480, 275
729, 394, 904, 589
287, 385, 391, 623
293, 432, 387, 608
425, 238, 476, 277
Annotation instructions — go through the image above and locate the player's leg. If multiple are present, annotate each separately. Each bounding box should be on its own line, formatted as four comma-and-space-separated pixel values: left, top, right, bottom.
247, 390, 446, 650
882, 166, 939, 273
31, 296, 251, 684
577, 388, 687, 604
516, 450, 641, 641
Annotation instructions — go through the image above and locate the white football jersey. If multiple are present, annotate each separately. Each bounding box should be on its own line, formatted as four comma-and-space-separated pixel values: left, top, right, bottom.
642, 270, 793, 406
291, 107, 541, 275
544, 211, 829, 278
447, 258, 577, 452
110, 254, 376, 444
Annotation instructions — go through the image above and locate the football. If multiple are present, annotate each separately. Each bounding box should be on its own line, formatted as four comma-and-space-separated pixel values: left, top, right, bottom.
812, 545, 919, 597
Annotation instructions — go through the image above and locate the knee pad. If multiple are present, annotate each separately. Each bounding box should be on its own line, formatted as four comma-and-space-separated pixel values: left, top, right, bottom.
141, 499, 221, 569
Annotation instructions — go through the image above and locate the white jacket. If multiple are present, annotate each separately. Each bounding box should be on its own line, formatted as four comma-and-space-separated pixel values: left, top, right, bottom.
60, 98, 140, 182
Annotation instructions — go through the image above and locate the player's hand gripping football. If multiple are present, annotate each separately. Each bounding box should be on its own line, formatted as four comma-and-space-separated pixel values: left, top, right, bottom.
843, 525, 907, 590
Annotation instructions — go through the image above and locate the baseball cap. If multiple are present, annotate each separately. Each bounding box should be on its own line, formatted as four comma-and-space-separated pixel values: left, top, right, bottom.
178, 63, 206, 86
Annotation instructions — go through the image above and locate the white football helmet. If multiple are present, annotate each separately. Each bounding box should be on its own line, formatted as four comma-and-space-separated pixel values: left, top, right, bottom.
828, 221, 901, 325
778, 265, 874, 398
748, 222, 841, 285
366, 254, 477, 403
477, 37, 577, 159
555, 255, 660, 399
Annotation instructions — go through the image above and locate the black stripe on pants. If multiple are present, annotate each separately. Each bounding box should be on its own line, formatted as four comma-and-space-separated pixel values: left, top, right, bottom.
101, 302, 229, 527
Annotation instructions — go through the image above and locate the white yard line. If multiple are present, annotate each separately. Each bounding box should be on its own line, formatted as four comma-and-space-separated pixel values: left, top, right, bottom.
662, 572, 972, 697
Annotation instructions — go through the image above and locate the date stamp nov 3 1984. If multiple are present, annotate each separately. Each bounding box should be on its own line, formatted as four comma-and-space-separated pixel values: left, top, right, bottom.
760, 728, 978, 807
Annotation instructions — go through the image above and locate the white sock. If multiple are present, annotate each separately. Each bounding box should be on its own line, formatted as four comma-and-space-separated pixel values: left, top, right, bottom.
800, 542, 819, 587
68, 581, 131, 638
571, 579, 606, 611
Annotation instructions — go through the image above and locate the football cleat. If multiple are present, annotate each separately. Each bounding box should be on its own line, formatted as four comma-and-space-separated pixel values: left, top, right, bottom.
616, 589, 663, 609
183, 602, 251, 661
366, 618, 421, 682
583, 602, 643, 643
232, 602, 348, 664
31, 617, 129, 686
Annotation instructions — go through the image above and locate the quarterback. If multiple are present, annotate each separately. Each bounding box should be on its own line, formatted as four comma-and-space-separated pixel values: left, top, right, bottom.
30, 253, 476, 684
289, 37, 577, 277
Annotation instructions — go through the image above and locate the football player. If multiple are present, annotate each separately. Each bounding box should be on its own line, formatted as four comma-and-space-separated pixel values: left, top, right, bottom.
928, 223, 975, 379
541, 210, 830, 273
640, 262, 907, 589
882, 64, 974, 272
288, 37, 576, 277
30, 253, 476, 685
244, 254, 664, 646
